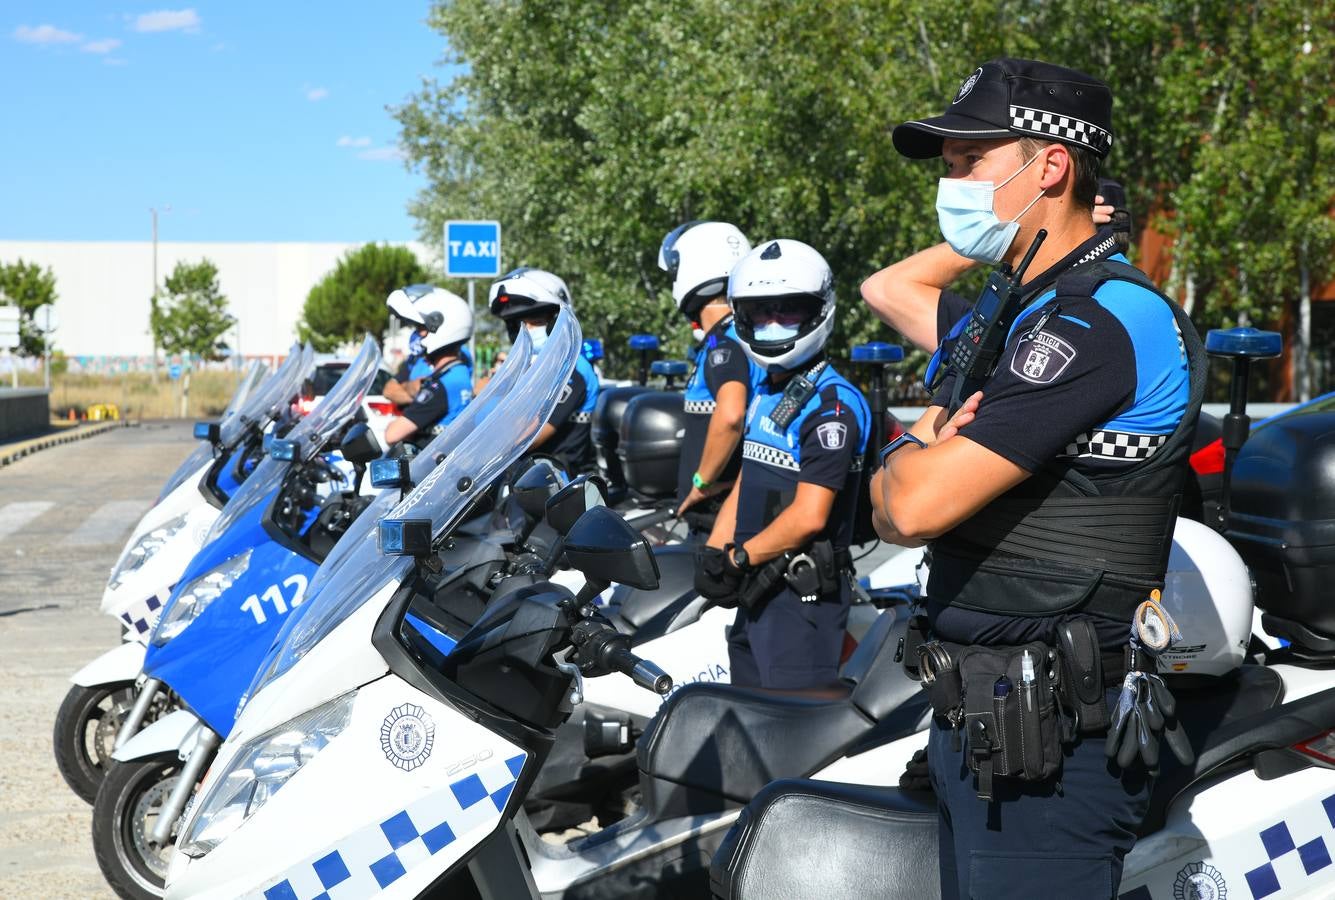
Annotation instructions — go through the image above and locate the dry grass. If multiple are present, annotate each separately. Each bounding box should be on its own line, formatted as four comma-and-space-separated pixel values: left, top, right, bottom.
14, 370, 245, 421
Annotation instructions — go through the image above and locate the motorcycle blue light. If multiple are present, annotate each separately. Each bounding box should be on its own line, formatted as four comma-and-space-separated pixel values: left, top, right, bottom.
650, 359, 688, 378
852, 342, 905, 364
378, 518, 433, 556
268, 439, 297, 461
369, 457, 409, 490
582, 338, 604, 362
1204, 327, 1282, 359
193, 421, 220, 442
629, 334, 660, 352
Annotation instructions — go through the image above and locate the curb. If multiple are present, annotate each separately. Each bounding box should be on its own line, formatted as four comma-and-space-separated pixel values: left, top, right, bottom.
0, 420, 135, 468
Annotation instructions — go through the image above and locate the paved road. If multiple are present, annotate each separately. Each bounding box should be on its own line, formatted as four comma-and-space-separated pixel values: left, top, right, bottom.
0, 421, 194, 899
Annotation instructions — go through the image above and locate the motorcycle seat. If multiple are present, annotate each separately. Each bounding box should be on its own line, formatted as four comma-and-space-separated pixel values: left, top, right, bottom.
636, 614, 919, 818
709, 779, 939, 900
604, 544, 698, 638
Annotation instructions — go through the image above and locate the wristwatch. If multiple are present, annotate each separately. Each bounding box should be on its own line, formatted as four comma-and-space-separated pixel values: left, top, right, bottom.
879, 433, 927, 468
692, 472, 713, 491
726, 543, 750, 571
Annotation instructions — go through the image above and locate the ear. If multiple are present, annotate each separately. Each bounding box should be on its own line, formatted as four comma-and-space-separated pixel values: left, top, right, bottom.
1037, 142, 1071, 192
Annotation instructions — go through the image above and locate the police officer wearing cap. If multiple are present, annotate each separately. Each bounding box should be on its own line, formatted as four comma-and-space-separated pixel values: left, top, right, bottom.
383, 287, 475, 448
696, 239, 871, 690
865, 59, 1204, 896
487, 267, 600, 475
657, 221, 765, 541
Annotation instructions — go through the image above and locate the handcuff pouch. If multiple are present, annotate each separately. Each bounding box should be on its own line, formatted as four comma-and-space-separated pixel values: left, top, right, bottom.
1056, 618, 1111, 734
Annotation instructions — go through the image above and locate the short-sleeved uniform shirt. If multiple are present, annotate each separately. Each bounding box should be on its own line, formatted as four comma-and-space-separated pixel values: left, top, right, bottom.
735, 361, 871, 552
927, 229, 1191, 648
398, 359, 474, 445
543, 353, 600, 475
676, 316, 766, 504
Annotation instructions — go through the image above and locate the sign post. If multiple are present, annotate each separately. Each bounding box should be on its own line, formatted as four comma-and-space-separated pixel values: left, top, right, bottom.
443, 220, 502, 367
0, 306, 19, 388
33, 304, 59, 391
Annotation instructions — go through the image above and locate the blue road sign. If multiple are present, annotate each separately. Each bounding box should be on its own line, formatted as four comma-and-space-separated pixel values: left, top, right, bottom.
169, 364, 182, 380
444, 220, 502, 278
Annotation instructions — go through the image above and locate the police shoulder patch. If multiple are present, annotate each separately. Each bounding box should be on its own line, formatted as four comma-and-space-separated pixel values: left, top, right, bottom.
380, 703, 436, 771
1010, 330, 1077, 385
414, 386, 435, 404
557, 383, 573, 404
709, 347, 731, 367
815, 421, 847, 450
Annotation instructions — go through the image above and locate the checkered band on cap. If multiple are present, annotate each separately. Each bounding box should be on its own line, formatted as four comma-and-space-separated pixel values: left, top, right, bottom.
1009, 105, 1113, 155
1061, 430, 1166, 461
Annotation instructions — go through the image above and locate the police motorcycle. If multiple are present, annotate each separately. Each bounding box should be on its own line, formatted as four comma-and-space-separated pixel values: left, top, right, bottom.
160, 307, 920, 900
710, 328, 1335, 900
91, 337, 383, 900
55, 348, 316, 804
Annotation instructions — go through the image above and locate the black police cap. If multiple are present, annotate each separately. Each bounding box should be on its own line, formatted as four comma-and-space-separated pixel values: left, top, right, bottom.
893, 58, 1114, 160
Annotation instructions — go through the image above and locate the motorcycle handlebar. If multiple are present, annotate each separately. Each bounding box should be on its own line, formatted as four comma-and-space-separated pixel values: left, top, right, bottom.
607, 646, 673, 695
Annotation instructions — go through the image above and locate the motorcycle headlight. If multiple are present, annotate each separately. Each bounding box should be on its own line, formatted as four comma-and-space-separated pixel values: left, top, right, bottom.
177, 691, 355, 858
150, 549, 252, 647
108, 514, 190, 589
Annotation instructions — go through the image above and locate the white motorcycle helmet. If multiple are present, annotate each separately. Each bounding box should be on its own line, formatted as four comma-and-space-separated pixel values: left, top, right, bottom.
487, 267, 572, 341
728, 239, 837, 373
657, 221, 751, 320
386, 284, 442, 331
1155, 517, 1253, 677
413, 289, 473, 355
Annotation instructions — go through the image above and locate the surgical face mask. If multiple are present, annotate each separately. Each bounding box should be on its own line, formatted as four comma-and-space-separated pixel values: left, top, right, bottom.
407, 331, 424, 357
524, 323, 549, 351
936, 153, 1044, 264
753, 321, 802, 343
691, 325, 706, 343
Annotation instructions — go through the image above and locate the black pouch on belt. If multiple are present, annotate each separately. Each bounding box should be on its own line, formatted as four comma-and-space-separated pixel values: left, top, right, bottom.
738, 556, 788, 610
784, 541, 844, 602
900, 612, 930, 680
958, 642, 1063, 801
1056, 618, 1111, 734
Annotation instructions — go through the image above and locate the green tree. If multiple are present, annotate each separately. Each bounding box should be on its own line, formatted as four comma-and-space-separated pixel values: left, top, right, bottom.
0, 259, 59, 356
299, 243, 432, 351
151, 259, 236, 360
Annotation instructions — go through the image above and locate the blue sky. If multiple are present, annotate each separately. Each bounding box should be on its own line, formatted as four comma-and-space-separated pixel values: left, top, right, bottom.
1, 3, 457, 242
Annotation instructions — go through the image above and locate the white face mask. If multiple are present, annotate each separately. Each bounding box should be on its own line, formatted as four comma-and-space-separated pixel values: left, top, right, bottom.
525, 323, 549, 351
691, 326, 706, 343
935, 152, 1044, 264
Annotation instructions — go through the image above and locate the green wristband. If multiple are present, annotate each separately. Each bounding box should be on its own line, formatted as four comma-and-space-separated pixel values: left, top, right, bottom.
692, 472, 713, 490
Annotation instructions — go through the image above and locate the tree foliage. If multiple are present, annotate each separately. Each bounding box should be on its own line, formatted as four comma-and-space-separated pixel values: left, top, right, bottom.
397, 0, 1334, 385
299, 243, 432, 351
0, 259, 59, 356
151, 259, 236, 360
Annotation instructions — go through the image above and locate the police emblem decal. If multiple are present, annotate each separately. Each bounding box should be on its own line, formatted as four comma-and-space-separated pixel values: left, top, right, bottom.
954, 67, 983, 104
1011, 331, 1076, 385
557, 383, 573, 404
710, 348, 731, 366
816, 421, 847, 450
1172, 861, 1227, 900
380, 703, 436, 771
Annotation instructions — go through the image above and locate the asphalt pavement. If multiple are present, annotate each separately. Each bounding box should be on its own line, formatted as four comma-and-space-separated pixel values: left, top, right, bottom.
0, 421, 194, 899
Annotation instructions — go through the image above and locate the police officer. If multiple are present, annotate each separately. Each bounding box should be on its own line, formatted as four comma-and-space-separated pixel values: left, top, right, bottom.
383, 287, 475, 448
696, 239, 871, 691
866, 59, 1203, 897
656, 221, 764, 540
384, 284, 449, 405
487, 267, 600, 475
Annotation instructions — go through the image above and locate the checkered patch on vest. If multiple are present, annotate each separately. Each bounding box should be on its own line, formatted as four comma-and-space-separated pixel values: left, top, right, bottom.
684, 399, 716, 414
1010, 330, 1076, 385
743, 440, 799, 471
1061, 430, 1167, 461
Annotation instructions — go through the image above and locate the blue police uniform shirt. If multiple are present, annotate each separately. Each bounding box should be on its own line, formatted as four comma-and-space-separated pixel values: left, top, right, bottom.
399, 359, 474, 439
676, 317, 766, 502
929, 229, 1190, 647
543, 353, 600, 474
735, 361, 870, 551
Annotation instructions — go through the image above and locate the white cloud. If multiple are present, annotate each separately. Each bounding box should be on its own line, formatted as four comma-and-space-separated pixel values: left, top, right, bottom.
132, 9, 201, 34
104, 57, 128, 66
14, 24, 83, 44
336, 136, 373, 148
82, 38, 123, 54
357, 147, 406, 162
306, 87, 329, 102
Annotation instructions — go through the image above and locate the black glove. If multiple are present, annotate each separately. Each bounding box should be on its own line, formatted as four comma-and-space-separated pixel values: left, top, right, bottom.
899, 747, 934, 795
695, 546, 743, 605
1105, 673, 1193, 774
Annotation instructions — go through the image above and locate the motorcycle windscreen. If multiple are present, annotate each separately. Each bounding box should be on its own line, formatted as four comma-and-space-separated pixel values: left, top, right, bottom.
230, 343, 316, 447
201, 339, 378, 548
155, 361, 270, 503
251, 309, 581, 696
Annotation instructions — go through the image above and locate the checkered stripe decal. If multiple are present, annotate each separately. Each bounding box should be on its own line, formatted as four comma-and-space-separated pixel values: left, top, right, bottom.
1009, 104, 1113, 154
684, 399, 716, 414
255, 755, 525, 900
1243, 793, 1335, 899
118, 585, 173, 636
571, 411, 592, 424
1060, 430, 1167, 461
743, 440, 799, 471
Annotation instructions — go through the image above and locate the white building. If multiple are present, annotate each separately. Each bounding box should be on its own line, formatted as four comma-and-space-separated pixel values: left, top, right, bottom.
0, 241, 432, 365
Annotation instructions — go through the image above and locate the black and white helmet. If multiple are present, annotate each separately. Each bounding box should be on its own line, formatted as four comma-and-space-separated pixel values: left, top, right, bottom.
658, 221, 751, 320
728, 239, 836, 373
487, 267, 571, 340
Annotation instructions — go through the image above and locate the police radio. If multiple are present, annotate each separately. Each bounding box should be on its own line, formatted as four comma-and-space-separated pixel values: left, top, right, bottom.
941, 229, 1047, 414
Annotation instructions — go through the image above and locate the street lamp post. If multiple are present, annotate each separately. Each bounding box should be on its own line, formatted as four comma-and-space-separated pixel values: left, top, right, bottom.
150, 206, 171, 383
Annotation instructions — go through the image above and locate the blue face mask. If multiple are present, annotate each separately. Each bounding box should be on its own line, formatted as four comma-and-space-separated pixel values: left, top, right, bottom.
407, 331, 425, 358
935, 153, 1044, 264
524, 323, 549, 351
753, 321, 801, 343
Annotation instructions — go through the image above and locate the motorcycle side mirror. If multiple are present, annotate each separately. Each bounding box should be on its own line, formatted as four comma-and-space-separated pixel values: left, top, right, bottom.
546, 474, 608, 537
339, 422, 382, 466
564, 506, 660, 591
513, 460, 566, 523
269, 438, 298, 461
370, 457, 412, 491
378, 518, 433, 557
193, 421, 221, 444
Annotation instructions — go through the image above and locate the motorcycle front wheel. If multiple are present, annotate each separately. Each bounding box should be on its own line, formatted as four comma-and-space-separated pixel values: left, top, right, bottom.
53, 681, 137, 804
93, 754, 182, 900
